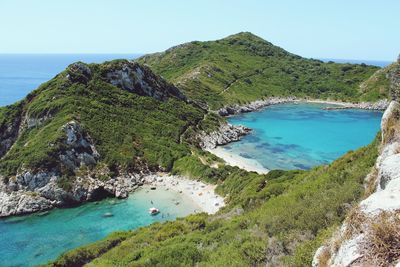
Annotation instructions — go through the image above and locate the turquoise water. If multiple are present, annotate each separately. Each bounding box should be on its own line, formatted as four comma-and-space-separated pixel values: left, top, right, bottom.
0, 187, 198, 267
225, 103, 382, 170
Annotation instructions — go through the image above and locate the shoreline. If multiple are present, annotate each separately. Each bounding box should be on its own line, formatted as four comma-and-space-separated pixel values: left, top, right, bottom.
206, 147, 269, 174
205, 98, 387, 174
144, 174, 225, 214
217, 97, 389, 117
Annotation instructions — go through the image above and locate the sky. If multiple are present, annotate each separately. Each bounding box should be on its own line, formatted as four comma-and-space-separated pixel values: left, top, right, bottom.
0, 0, 399, 61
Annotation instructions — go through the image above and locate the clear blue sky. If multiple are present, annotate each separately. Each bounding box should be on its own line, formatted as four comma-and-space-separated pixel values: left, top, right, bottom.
1, 0, 399, 60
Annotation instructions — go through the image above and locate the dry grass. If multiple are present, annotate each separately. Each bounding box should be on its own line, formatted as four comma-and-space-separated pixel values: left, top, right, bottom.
342, 207, 368, 240
318, 247, 331, 267
363, 167, 379, 198
361, 211, 400, 266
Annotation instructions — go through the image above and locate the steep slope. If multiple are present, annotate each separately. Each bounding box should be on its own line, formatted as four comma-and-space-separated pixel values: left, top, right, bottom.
0, 60, 205, 217
138, 32, 382, 109
359, 61, 398, 101
313, 57, 400, 267
46, 55, 399, 267
47, 129, 380, 267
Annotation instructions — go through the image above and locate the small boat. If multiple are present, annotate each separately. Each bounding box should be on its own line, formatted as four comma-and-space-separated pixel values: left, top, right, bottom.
102, 212, 113, 218
148, 207, 160, 215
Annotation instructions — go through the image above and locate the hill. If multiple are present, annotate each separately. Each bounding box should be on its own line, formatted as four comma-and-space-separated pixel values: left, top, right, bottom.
46, 56, 400, 267
0, 60, 206, 216
0, 33, 398, 266
138, 32, 382, 109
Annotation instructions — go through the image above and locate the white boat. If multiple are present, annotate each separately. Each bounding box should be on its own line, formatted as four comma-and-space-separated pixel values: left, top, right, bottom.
148, 207, 160, 215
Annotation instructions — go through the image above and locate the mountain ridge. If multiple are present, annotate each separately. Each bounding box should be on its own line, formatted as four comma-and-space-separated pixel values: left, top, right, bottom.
137, 32, 384, 109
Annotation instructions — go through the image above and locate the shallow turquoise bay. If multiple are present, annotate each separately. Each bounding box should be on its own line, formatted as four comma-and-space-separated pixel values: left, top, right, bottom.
225, 102, 382, 170
0, 187, 198, 267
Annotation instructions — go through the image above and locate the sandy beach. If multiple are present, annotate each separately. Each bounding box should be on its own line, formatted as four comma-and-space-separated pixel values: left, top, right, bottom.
144, 174, 225, 214
206, 147, 269, 174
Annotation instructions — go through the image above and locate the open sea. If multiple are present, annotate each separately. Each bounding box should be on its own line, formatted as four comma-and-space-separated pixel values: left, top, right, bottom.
0, 54, 141, 107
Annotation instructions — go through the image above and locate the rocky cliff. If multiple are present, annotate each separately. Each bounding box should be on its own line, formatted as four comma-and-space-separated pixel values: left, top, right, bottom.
0, 60, 204, 217
198, 123, 251, 149
313, 56, 400, 267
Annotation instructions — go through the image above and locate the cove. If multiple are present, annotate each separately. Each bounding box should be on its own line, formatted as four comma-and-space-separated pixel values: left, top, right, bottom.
0, 186, 199, 267
224, 102, 382, 170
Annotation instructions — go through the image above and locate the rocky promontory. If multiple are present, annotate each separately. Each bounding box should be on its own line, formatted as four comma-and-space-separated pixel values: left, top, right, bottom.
198, 123, 251, 150
217, 97, 296, 116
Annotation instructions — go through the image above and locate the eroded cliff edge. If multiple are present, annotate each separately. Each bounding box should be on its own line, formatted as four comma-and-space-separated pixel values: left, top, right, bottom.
0, 60, 202, 217
313, 57, 400, 267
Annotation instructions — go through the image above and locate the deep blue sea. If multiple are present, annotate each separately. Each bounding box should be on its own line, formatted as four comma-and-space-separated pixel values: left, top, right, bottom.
225, 103, 382, 170
0, 54, 141, 107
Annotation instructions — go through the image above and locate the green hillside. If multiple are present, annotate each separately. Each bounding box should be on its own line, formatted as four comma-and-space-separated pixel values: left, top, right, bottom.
0, 32, 394, 266
47, 135, 379, 267
0, 60, 204, 181
138, 32, 382, 109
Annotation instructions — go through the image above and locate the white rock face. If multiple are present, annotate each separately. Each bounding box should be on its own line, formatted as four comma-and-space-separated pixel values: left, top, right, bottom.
313, 100, 400, 266
0, 120, 144, 218
104, 61, 186, 101
59, 121, 100, 170
330, 234, 364, 267
198, 123, 251, 149
0, 190, 54, 217
217, 97, 296, 116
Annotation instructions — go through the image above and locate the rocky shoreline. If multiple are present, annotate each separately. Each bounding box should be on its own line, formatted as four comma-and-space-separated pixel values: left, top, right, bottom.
198, 123, 251, 150
321, 99, 389, 110
217, 97, 389, 117
0, 170, 146, 218
217, 97, 296, 116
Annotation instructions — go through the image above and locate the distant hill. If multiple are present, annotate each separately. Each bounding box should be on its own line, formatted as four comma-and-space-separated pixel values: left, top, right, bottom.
138, 32, 382, 109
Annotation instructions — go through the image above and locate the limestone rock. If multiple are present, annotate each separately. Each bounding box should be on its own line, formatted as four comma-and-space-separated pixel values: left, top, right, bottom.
66, 62, 92, 84
217, 97, 295, 116
198, 123, 251, 149
103, 61, 186, 101
59, 121, 100, 170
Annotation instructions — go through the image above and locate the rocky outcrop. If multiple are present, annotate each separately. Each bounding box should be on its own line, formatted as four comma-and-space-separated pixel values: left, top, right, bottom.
66, 62, 92, 84
103, 61, 186, 101
59, 121, 100, 170
66, 61, 187, 102
0, 189, 54, 217
0, 172, 144, 217
217, 97, 388, 116
312, 64, 400, 266
217, 97, 296, 116
312, 58, 400, 266
0, 120, 146, 218
322, 99, 389, 110
198, 123, 251, 149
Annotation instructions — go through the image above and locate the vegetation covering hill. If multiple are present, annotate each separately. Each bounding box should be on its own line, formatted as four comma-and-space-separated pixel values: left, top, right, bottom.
0, 60, 205, 188
359, 62, 399, 101
47, 136, 380, 266
138, 32, 382, 109
1, 33, 395, 265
